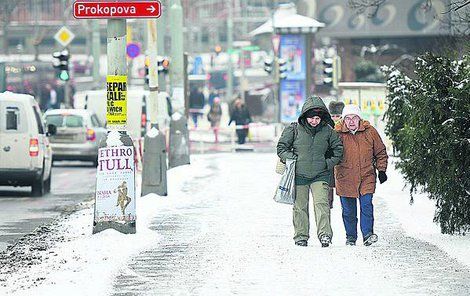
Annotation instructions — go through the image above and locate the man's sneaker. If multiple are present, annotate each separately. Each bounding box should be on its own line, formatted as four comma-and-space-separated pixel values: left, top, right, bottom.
320, 235, 331, 247
364, 234, 378, 246
295, 240, 308, 247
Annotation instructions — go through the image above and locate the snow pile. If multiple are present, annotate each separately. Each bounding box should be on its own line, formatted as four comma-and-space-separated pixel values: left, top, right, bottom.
377, 158, 470, 268
0, 161, 204, 296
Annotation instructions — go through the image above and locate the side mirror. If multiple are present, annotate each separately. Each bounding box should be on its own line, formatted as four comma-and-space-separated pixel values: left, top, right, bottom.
47, 124, 57, 136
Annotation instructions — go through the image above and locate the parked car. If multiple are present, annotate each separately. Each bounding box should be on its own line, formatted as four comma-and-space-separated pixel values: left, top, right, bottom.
0, 92, 55, 196
44, 109, 106, 166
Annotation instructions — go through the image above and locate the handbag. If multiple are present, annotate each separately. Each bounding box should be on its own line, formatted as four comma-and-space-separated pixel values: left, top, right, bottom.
275, 122, 298, 174
274, 159, 296, 205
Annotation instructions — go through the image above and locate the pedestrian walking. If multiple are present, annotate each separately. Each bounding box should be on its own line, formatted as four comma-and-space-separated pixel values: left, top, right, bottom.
207, 97, 222, 143
208, 89, 218, 107
189, 87, 205, 128
334, 104, 388, 246
228, 98, 252, 144
277, 96, 343, 247
45, 84, 58, 110
326, 101, 346, 209
329, 101, 345, 124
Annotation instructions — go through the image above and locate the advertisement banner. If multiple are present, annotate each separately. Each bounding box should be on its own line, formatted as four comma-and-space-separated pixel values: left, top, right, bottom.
106, 75, 127, 126
279, 35, 306, 81
280, 80, 306, 123
94, 146, 136, 228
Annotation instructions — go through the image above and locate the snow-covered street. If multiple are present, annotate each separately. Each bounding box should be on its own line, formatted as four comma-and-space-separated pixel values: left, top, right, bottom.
1, 153, 470, 296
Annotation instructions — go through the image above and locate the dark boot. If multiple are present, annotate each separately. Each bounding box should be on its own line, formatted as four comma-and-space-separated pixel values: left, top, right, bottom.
295, 240, 308, 247
346, 236, 356, 246
320, 235, 331, 247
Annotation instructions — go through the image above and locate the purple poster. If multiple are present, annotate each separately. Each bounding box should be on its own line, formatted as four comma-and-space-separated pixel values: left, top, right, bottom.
279, 35, 307, 123
279, 35, 306, 81
280, 80, 305, 123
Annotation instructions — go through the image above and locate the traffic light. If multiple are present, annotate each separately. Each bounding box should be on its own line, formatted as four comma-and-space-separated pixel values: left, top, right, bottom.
278, 58, 287, 80
157, 56, 170, 74
52, 49, 70, 81
323, 57, 334, 85
264, 57, 273, 74
144, 56, 169, 86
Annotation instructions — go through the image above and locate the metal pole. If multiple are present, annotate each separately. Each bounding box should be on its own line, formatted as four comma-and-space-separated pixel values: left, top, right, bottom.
0, 62, 6, 92
168, 0, 190, 169
184, 52, 189, 118
240, 49, 245, 101
157, 0, 167, 92
141, 19, 168, 196
305, 34, 312, 95
226, 0, 234, 102
169, 0, 185, 113
63, 0, 70, 108
92, 20, 101, 88
147, 20, 159, 126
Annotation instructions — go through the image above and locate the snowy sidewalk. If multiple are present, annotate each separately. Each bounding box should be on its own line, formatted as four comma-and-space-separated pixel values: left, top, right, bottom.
110, 154, 470, 295
2, 153, 470, 295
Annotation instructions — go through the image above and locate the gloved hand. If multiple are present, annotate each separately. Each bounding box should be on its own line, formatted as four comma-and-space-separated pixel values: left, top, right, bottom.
378, 171, 387, 184
287, 154, 297, 160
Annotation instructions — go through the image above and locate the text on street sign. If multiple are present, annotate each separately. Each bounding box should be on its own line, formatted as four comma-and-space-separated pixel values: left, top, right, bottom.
73, 1, 161, 19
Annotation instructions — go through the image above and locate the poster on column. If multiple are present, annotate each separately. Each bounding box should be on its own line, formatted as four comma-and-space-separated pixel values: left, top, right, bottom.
106, 75, 127, 126
279, 34, 306, 81
94, 146, 136, 232
280, 80, 306, 123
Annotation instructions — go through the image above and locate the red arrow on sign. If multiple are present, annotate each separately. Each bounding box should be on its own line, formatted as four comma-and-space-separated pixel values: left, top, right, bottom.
73, 1, 161, 19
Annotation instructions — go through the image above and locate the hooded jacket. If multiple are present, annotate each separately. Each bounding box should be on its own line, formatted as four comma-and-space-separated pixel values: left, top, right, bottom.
277, 96, 343, 184
334, 120, 388, 197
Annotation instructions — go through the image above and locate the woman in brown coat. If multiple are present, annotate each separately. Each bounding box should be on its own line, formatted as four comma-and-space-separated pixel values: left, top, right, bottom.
334, 104, 388, 246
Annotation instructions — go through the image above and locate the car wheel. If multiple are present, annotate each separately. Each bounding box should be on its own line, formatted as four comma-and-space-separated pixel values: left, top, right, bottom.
32, 177, 45, 197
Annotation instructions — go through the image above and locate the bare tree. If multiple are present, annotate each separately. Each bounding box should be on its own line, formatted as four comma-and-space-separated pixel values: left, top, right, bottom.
348, 0, 387, 17
442, 0, 470, 35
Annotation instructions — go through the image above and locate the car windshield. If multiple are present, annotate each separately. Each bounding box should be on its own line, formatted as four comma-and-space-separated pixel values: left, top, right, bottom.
45, 114, 84, 128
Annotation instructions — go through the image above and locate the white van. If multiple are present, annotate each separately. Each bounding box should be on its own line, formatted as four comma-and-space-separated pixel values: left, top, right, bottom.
73, 88, 172, 139
0, 92, 55, 196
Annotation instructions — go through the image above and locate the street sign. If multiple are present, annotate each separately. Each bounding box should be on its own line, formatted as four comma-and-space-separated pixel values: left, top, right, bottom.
73, 1, 161, 19
126, 43, 141, 59
54, 26, 75, 47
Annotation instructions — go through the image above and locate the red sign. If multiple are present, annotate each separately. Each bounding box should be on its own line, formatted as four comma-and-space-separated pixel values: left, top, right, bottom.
73, 1, 161, 19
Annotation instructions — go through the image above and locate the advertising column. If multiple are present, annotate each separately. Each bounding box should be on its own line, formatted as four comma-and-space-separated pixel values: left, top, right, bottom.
279, 35, 306, 123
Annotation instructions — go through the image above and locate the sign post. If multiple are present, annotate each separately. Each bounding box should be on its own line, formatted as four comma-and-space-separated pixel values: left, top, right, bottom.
53, 26, 75, 107
141, 19, 168, 196
93, 19, 137, 235
73, 0, 161, 234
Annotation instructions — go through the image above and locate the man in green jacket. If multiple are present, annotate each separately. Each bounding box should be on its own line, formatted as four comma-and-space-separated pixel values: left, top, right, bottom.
277, 96, 344, 247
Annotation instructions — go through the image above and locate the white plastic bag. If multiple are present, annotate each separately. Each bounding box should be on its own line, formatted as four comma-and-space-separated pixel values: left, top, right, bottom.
274, 159, 296, 205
